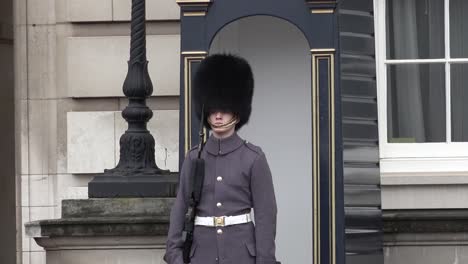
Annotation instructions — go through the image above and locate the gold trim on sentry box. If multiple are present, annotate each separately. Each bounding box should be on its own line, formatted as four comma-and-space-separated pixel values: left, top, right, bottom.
311, 48, 336, 53
176, 0, 211, 3
311, 9, 335, 14
183, 11, 206, 16
328, 53, 336, 264
311, 51, 321, 264
182, 51, 209, 55
311, 49, 336, 264
183, 52, 207, 154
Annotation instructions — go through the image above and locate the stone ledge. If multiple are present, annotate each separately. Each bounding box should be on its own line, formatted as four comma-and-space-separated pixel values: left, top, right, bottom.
26, 198, 176, 239
26, 215, 171, 238
384, 209, 468, 233
62, 198, 175, 218
24, 195, 176, 263
34, 236, 168, 250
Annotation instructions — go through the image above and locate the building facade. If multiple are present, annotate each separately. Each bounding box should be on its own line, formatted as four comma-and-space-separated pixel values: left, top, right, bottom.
0, 0, 467, 263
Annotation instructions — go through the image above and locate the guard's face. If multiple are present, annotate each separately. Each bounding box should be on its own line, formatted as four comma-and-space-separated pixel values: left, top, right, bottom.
208, 110, 235, 126
208, 110, 237, 136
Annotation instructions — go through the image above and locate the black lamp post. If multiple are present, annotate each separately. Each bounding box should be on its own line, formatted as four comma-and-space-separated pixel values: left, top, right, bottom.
88, 0, 178, 198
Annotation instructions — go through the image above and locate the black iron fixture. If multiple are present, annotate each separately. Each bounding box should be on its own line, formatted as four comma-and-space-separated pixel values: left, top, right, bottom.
88, 0, 178, 198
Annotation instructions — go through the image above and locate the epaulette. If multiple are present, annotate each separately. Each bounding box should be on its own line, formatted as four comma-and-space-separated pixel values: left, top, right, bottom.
244, 140, 263, 154
185, 145, 199, 158
189, 145, 199, 152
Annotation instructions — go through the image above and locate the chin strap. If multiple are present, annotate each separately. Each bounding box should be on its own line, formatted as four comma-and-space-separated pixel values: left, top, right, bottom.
207, 116, 239, 130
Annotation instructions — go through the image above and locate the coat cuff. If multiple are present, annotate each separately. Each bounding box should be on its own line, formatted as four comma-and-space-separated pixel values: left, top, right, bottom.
256, 258, 280, 264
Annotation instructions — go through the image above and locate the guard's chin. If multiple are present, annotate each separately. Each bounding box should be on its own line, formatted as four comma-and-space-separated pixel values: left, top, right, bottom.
210, 126, 231, 134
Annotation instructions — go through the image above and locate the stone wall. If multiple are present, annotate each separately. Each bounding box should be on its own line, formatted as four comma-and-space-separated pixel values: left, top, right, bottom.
14, 1, 181, 263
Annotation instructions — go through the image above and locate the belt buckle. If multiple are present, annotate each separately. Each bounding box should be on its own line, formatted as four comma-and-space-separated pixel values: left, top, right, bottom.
214, 216, 225, 227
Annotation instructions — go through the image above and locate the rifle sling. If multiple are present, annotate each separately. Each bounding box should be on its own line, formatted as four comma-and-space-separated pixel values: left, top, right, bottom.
182, 158, 205, 263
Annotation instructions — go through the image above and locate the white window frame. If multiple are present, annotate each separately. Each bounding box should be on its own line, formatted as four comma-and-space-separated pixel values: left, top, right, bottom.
374, 0, 468, 175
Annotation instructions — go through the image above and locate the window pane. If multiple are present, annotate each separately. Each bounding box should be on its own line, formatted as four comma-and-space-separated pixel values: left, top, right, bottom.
387, 64, 446, 143
386, 0, 444, 59
450, 0, 468, 58
451, 64, 468, 141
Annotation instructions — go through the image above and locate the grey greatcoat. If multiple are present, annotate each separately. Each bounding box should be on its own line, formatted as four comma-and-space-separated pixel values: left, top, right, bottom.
164, 132, 278, 264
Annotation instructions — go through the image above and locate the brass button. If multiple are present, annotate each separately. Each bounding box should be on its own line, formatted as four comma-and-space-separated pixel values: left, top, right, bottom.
216, 202, 222, 208
217, 229, 223, 235
217, 176, 223, 182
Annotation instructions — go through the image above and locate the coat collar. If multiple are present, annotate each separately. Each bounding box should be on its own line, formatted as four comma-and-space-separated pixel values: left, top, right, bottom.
205, 132, 244, 156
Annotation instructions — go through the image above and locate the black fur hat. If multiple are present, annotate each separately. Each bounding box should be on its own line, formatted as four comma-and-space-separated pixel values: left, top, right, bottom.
193, 54, 254, 130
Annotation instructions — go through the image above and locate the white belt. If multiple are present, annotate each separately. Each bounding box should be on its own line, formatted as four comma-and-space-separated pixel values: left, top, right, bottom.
194, 213, 252, 227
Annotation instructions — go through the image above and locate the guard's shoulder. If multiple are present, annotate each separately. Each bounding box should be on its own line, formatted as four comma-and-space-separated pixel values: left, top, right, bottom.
186, 145, 199, 158
189, 145, 198, 152
243, 140, 264, 155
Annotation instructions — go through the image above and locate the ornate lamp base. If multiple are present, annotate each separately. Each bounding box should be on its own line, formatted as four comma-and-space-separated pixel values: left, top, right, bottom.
87, 0, 179, 199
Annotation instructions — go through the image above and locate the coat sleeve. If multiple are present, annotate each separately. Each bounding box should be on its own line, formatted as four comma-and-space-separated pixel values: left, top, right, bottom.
164, 154, 192, 264
250, 152, 278, 264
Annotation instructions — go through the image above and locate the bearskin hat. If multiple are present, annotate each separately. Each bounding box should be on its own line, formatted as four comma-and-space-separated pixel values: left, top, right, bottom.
193, 54, 254, 130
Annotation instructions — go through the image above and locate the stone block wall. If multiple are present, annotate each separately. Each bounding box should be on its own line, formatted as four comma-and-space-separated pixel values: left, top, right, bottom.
14, 1, 181, 263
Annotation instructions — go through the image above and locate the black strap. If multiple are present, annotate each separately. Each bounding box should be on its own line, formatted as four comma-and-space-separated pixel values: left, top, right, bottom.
183, 106, 206, 263
182, 158, 205, 263
192, 159, 205, 204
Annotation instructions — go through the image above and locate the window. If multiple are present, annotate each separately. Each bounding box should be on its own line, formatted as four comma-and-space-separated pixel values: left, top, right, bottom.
375, 0, 468, 173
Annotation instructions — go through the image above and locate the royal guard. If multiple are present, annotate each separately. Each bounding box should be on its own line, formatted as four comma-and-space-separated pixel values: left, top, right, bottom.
164, 54, 280, 264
